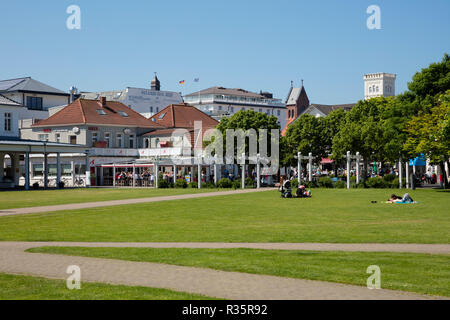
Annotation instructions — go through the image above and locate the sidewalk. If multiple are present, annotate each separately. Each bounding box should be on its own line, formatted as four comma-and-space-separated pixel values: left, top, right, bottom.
0, 242, 446, 300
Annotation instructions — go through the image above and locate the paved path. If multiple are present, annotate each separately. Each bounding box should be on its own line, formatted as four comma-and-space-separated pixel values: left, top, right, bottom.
2, 241, 449, 255
0, 242, 447, 300
0, 188, 275, 217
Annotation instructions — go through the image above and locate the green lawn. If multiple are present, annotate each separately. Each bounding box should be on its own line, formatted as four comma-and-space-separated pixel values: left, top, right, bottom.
0, 187, 223, 210
0, 272, 215, 300
28, 247, 450, 297
0, 189, 448, 243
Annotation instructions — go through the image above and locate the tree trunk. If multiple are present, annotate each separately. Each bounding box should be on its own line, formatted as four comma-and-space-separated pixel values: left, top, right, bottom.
439, 161, 449, 189
363, 159, 369, 182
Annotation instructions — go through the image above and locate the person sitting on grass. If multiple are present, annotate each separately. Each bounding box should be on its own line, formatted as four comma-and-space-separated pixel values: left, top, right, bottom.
296, 185, 312, 198
387, 193, 415, 204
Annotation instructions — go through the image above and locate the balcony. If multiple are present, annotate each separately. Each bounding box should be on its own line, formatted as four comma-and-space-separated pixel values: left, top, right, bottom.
90, 148, 139, 157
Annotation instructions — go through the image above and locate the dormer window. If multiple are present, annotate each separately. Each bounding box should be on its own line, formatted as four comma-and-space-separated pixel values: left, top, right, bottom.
118, 111, 129, 117
96, 109, 107, 115
158, 112, 166, 120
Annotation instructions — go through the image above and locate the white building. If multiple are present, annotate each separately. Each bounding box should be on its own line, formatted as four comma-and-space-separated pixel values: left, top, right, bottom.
364, 73, 396, 100
0, 77, 71, 120
184, 87, 287, 128
80, 75, 183, 118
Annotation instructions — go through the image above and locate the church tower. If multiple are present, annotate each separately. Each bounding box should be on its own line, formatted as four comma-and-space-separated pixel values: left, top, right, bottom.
282, 80, 310, 136
285, 80, 310, 120
151, 73, 161, 91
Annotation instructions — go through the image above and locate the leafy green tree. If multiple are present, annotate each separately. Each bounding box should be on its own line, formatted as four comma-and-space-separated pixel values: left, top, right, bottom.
408, 53, 450, 99
404, 91, 450, 187
283, 114, 325, 166
208, 110, 280, 163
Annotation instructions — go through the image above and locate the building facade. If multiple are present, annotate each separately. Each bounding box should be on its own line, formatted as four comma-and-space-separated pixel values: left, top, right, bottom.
184, 87, 286, 127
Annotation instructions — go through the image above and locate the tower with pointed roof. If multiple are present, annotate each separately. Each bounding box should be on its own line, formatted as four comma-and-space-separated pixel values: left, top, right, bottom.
285, 80, 309, 121
151, 73, 161, 91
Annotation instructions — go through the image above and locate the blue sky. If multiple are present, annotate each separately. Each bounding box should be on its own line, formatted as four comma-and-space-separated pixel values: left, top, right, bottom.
1, 0, 449, 104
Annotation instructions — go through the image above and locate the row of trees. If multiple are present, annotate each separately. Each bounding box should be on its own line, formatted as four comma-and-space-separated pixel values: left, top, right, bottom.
208, 54, 449, 188
282, 54, 450, 187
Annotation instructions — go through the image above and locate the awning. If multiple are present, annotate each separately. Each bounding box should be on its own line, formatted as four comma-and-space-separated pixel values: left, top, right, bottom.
409, 155, 427, 166
321, 158, 334, 164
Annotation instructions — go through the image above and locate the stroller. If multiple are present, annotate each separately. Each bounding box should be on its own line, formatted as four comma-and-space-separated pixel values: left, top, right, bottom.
280, 180, 293, 198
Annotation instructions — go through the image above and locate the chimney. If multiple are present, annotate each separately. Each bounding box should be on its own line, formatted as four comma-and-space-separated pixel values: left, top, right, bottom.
100, 96, 107, 107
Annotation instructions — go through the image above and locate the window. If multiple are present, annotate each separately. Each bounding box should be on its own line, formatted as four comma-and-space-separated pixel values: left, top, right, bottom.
55, 133, 61, 143
75, 164, 86, 175
150, 106, 153, 113
218, 106, 222, 111
32, 164, 43, 177
4, 113, 11, 131
96, 109, 107, 115
376, 86, 379, 92
277, 110, 281, 116
129, 135, 135, 148
48, 164, 57, 176
104, 133, 111, 147
26, 97, 43, 110
38, 134, 49, 141
156, 107, 159, 112
144, 139, 149, 148
158, 113, 166, 119
92, 132, 98, 144
62, 164, 72, 176
259, 108, 262, 113
69, 135, 77, 145
118, 111, 129, 117
116, 133, 123, 148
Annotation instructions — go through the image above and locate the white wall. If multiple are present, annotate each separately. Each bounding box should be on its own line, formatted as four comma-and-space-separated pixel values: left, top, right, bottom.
0, 105, 21, 138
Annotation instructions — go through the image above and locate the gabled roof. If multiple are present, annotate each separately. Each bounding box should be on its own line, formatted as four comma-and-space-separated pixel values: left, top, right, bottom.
0, 77, 68, 95
281, 103, 356, 136
305, 103, 355, 116
286, 86, 309, 106
32, 99, 163, 128
0, 94, 21, 107
149, 103, 219, 129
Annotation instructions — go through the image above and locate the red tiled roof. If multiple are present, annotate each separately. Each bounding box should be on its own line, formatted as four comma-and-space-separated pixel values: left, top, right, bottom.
149, 103, 219, 129
32, 99, 163, 128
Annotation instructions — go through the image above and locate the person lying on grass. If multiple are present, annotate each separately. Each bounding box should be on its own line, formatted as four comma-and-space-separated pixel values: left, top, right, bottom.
387, 193, 416, 204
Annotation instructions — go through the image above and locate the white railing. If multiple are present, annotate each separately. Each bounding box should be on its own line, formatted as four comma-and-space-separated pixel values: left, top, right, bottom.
138, 147, 192, 157
90, 148, 139, 157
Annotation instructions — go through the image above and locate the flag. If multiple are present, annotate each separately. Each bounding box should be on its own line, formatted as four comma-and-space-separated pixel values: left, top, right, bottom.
179, 80, 185, 85
194, 78, 200, 82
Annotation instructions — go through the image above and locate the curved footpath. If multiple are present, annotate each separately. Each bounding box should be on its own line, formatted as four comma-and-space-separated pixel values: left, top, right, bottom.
0, 242, 447, 300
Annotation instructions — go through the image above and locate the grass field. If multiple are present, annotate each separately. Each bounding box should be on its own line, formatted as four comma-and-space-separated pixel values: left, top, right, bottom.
0, 273, 215, 300
0, 189, 448, 243
0, 187, 223, 210
28, 247, 450, 297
